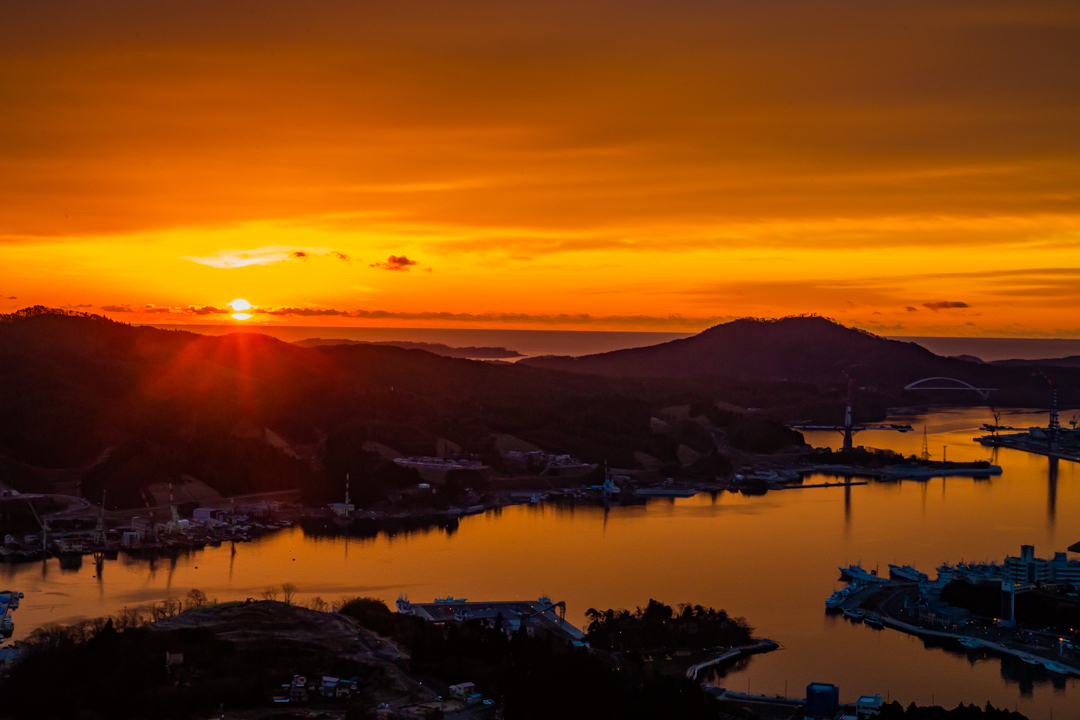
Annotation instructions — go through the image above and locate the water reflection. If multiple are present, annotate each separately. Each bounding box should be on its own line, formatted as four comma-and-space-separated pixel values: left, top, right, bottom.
1049, 457, 1059, 526
0, 407, 1075, 719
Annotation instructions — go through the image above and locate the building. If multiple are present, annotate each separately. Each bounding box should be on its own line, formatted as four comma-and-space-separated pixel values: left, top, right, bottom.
855, 694, 883, 718
805, 683, 839, 720
916, 601, 970, 630
1005, 545, 1080, 585
399, 596, 585, 642
450, 682, 476, 700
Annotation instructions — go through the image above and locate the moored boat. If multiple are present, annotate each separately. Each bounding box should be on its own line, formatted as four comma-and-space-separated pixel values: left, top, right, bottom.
958, 637, 981, 649
843, 608, 865, 622
864, 612, 884, 628
1043, 661, 1074, 676
825, 591, 844, 609
888, 564, 929, 583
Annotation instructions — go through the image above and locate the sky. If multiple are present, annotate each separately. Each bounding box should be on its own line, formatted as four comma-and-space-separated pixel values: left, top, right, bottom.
2, 1, 1079, 335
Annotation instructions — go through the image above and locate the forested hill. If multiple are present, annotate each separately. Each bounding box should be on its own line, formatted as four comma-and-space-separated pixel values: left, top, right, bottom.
520, 316, 1079, 407
0, 308, 805, 508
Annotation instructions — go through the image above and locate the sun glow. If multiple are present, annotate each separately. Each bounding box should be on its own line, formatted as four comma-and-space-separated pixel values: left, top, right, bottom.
229, 298, 253, 320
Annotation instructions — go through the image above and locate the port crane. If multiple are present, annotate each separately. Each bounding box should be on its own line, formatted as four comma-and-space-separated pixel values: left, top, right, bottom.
792, 376, 912, 451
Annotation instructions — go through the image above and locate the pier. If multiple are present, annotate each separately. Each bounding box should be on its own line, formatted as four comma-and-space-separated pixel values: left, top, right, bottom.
684, 639, 779, 680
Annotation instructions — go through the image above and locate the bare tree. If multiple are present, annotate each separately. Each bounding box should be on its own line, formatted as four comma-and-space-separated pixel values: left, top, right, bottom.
308, 596, 329, 613
261, 586, 279, 601
281, 583, 298, 606
186, 589, 209, 608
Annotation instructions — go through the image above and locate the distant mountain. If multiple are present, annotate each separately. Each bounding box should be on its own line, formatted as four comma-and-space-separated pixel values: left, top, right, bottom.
520, 316, 1077, 406
522, 317, 948, 383
293, 337, 523, 359
992, 356, 1080, 369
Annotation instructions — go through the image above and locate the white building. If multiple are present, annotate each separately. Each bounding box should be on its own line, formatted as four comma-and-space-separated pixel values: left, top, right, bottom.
1005, 545, 1080, 585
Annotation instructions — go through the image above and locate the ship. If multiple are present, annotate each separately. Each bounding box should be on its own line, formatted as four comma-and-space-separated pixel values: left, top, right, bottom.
888, 564, 929, 583
839, 564, 888, 584
1043, 661, 1074, 676
825, 591, 844, 609
433, 596, 468, 604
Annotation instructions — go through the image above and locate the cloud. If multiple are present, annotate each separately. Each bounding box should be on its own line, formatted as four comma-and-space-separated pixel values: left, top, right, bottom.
246, 305, 732, 330
370, 255, 419, 272
183, 246, 352, 269
143, 305, 171, 314
923, 301, 970, 311
100, 304, 133, 312
905, 306, 918, 312
185, 305, 230, 315
6, 296, 15, 300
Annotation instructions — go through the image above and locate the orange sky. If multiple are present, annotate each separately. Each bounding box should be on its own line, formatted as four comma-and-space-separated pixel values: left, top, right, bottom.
3, 1, 1080, 335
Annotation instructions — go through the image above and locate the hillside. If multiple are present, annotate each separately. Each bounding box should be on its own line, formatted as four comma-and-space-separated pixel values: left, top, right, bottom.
520, 316, 1077, 406
293, 337, 524, 359
0, 308, 805, 508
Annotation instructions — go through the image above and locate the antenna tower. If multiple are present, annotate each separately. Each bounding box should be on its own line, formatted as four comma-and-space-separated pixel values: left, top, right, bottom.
920, 427, 931, 462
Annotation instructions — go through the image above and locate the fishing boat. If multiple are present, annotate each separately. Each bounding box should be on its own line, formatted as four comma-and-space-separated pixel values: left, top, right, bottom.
1043, 661, 1074, 676
839, 564, 888, 584
888, 564, 929, 583
825, 592, 844, 609
843, 608, 865, 622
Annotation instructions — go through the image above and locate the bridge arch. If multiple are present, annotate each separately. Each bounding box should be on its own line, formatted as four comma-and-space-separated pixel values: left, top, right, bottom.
904, 377, 995, 401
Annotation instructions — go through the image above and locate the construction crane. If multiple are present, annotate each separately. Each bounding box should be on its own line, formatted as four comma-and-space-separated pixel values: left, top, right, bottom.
27, 501, 49, 559
90, 490, 107, 548
792, 376, 912, 451
165, 482, 183, 535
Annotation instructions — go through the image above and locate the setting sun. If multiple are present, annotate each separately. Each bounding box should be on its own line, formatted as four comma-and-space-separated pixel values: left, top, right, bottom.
229, 298, 253, 320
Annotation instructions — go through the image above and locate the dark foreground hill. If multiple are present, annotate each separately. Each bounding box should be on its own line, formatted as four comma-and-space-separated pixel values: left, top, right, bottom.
520, 316, 1078, 408
0, 308, 805, 507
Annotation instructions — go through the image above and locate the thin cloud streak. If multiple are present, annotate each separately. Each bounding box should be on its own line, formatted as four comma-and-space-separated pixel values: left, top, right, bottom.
183, 246, 352, 269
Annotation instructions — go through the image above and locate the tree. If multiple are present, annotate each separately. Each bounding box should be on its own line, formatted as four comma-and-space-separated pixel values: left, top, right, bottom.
261, 586, 279, 601
308, 596, 329, 612
186, 589, 209, 608
281, 583, 298, 606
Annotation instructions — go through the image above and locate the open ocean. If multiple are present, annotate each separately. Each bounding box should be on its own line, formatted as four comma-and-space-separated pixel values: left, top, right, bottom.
150, 325, 1080, 361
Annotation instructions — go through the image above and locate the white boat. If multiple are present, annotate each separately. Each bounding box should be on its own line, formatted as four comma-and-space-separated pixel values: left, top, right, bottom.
825, 592, 844, 609
958, 637, 981, 649
888, 564, 929, 583
843, 608, 865, 622
839, 564, 888, 584
1043, 661, 1073, 676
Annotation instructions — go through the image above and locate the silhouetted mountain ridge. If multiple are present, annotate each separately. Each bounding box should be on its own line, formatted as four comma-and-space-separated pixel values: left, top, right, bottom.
520, 316, 1024, 387
0, 308, 809, 507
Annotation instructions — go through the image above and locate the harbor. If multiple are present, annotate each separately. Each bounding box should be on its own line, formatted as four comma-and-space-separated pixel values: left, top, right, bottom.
824, 547, 1080, 679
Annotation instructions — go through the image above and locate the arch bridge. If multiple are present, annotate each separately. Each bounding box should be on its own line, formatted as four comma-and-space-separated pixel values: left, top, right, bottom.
904, 377, 995, 402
